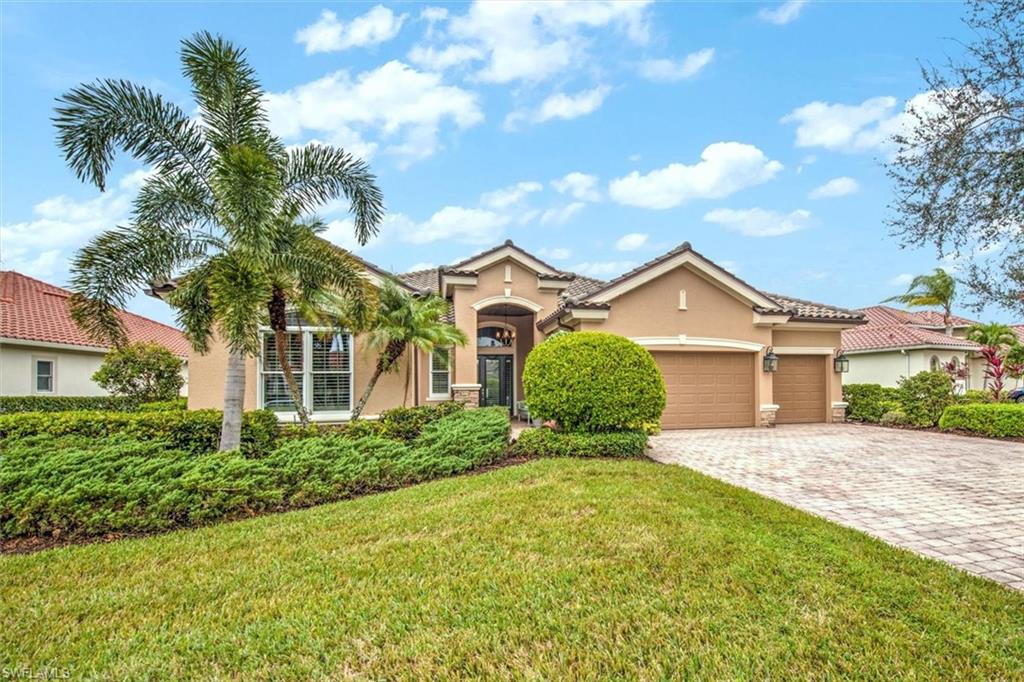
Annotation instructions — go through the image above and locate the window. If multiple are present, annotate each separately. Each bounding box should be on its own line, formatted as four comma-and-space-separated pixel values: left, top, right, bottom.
478, 326, 510, 348
929, 355, 941, 372
429, 348, 451, 398
34, 359, 54, 393
260, 331, 352, 414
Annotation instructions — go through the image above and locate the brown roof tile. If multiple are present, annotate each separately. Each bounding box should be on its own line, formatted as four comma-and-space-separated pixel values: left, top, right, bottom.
843, 323, 980, 353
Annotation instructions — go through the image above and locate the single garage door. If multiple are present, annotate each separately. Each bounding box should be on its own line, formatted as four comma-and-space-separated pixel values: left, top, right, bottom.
653, 352, 755, 429
774, 355, 826, 424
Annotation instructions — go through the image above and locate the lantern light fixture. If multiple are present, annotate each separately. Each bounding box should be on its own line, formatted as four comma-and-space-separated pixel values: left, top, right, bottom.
763, 347, 779, 373
833, 350, 849, 373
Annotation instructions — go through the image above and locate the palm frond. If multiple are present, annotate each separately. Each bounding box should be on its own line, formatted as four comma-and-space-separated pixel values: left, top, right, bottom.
166, 261, 217, 354
211, 145, 282, 260
207, 254, 271, 355
134, 169, 217, 231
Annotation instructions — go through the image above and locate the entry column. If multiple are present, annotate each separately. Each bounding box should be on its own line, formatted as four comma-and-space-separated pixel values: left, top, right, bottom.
451, 302, 480, 407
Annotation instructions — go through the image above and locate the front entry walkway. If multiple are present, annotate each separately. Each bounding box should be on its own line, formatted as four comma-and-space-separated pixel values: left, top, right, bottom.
649, 424, 1024, 590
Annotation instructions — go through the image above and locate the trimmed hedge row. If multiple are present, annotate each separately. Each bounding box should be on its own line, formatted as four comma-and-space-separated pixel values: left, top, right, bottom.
280, 402, 465, 443
843, 384, 901, 423
0, 407, 511, 538
0, 395, 140, 414
939, 404, 1024, 438
0, 409, 279, 457
511, 428, 648, 458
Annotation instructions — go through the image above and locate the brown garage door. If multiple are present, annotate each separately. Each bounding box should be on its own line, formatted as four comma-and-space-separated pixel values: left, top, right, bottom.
653, 352, 755, 429
774, 355, 826, 424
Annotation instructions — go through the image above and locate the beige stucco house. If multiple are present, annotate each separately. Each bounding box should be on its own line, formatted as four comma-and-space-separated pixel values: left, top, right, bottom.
188, 240, 867, 429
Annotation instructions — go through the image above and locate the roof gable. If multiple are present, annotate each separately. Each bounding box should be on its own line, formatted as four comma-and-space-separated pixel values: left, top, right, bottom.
448, 240, 561, 276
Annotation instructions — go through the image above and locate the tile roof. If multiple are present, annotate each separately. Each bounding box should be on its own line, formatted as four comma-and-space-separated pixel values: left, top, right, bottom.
858, 305, 978, 329
1012, 324, 1024, 345
449, 239, 563, 273
765, 294, 866, 322
0, 271, 189, 357
396, 268, 439, 293
843, 323, 981, 353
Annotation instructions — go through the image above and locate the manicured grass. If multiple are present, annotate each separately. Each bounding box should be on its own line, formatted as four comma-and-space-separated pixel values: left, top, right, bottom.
3, 458, 1022, 679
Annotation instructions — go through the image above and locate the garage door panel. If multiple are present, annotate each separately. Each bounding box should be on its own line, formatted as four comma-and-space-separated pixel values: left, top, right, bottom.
774, 355, 826, 424
654, 351, 754, 429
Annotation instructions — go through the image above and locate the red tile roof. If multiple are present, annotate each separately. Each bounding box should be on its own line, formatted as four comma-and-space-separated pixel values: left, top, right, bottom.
1012, 324, 1024, 345
858, 305, 977, 329
0, 271, 189, 357
843, 305, 982, 353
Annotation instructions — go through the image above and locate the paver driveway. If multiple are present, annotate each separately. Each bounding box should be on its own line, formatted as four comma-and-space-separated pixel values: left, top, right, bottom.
649, 424, 1024, 590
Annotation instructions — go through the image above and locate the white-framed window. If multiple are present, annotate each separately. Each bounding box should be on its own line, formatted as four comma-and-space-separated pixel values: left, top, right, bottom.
259, 330, 352, 414
33, 358, 55, 393
429, 348, 451, 398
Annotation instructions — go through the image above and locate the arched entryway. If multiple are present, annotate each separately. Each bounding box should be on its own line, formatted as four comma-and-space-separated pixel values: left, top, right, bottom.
475, 304, 536, 411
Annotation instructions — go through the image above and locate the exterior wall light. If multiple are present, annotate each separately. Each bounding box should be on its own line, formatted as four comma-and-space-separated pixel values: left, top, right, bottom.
833, 351, 849, 373
763, 347, 779, 373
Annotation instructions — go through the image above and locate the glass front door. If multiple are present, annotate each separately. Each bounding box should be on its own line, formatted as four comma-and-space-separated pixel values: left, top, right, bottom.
478, 354, 513, 409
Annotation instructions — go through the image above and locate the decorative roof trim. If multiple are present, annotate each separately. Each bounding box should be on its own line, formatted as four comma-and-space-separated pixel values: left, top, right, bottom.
449, 240, 560, 276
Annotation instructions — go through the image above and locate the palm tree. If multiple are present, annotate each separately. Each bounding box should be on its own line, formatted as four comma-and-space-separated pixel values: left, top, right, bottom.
883, 268, 957, 335
54, 32, 384, 448
351, 281, 467, 420
966, 322, 1018, 398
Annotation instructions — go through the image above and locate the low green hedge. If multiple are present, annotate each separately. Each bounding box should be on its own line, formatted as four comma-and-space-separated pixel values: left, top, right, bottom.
938, 404, 1024, 438
280, 402, 465, 443
0, 408, 279, 457
0, 395, 139, 414
138, 397, 188, 411
842, 384, 900, 423
0, 407, 511, 539
511, 428, 648, 458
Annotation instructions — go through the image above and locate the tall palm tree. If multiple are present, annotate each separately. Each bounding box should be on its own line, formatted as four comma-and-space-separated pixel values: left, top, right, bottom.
883, 268, 957, 335
54, 32, 383, 448
351, 281, 467, 420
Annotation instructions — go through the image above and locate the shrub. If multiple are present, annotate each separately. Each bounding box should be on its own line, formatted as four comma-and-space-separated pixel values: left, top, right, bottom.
522, 332, 666, 432
0, 408, 279, 457
0, 435, 281, 538
511, 428, 647, 458
377, 402, 465, 442
880, 410, 909, 427
842, 384, 901, 423
956, 389, 995, 405
897, 371, 954, 427
138, 397, 188, 411
92, 342, 185, 402
0, 395, 138, 414
939, 403, 1024, 438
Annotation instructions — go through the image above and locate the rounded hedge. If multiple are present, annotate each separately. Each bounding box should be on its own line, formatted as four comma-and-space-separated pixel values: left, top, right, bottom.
522, 331, 666, 432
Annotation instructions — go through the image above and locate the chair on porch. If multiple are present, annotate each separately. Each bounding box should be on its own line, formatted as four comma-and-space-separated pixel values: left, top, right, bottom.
515, 400, 531, 423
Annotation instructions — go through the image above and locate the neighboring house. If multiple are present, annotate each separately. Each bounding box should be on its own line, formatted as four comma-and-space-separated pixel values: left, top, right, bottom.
187, 240, 865, 429
0, 271, 189, 397
842, 305, 986, 390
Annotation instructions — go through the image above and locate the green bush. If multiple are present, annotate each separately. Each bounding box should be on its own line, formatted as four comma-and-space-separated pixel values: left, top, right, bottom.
842, 384, 901, 423
880, 410, 909, 427
377, 402, 465, 442
0, 395, 139, 414
0, 408, 279, 457
939, 403, 1024, 438
523, 332, 666, 432
92, 341, 185, 402
0, 435, 281, 538
897, 371, 954, 427
956, 389, 995, 405
138, 397, 188, 411
511, 428, 648, 458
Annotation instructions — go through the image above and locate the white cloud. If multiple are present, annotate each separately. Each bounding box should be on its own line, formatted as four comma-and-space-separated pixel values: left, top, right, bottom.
537, 246, 571, 261
888, 273, 915, 287
118, 167, 156, 190
539, 202, 585, 226
406, 206, 510, 244
703, 207, 812, 237
446, 1, 651, 84
421, 7, 448, 23
615, 232, 648, 251
639, 48, 715, 82
609, 142, 783, 209
264, 61, 483, 166
759, 0, 807, 25
407, 44, 483, 71
296, 6, 406, 54
809, 176, 860, 199
552, 172, 601, 202
571, 260, 637, 276
407, 261, 436, 271
505, 85, 610, 130
480, 181, 543, 210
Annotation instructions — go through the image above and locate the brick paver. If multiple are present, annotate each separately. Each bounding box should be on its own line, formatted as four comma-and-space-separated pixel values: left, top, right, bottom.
649, 424, 1024, 590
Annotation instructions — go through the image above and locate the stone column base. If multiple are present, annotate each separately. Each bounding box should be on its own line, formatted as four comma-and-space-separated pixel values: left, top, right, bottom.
831, 402, 848, 423
452, 384, 481, 409
759, 404, 779, 427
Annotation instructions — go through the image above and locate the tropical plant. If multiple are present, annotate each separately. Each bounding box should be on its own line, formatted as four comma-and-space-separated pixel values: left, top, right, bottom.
966, 322, 1018, 398
882, 268, 957, 334
91, 341, 184, 402
350, 281, 467, 420
54, 32, 383, 447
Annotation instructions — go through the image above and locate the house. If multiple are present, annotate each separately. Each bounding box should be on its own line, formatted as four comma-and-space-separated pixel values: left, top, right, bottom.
187, 240, 866, 429
0, 271, 189, 397
841, 305, 987, 390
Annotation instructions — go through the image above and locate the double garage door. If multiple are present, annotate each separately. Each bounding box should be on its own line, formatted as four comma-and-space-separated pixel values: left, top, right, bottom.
652, 351, 826, 429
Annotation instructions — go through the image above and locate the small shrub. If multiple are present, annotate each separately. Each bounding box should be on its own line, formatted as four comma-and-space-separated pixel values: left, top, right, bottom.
842, 384, 901, 423
138, 397, 188, 411
880, 410, 909, 427
92, 341, 184, 402
377, 402, 464, 442
956, 389, 994, 405
512, 428, 648, 458
939, 403, 1024, 438
523, 332, 666, 432
0, 395, 138, 414
897, 371, 954, 427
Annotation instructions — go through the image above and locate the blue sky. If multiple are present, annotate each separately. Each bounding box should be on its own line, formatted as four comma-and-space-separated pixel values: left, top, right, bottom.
2, 1, 1013, 324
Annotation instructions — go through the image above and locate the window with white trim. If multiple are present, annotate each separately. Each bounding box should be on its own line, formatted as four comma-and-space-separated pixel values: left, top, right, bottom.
429, 348, 451, 398
34, 359, 54, 393
260, 331, 352, 413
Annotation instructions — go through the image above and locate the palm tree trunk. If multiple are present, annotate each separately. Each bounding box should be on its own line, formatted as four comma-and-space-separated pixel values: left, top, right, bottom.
351, 364, 385, 420
219, 348, 246, 451
268, 286, 309, 427
944, 305, 953, 336
351, 340, 405, 420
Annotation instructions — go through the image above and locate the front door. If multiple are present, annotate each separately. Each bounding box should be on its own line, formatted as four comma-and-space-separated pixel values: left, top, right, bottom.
478, 354, 513, 409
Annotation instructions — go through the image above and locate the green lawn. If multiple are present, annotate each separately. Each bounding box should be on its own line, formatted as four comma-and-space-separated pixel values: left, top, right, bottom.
3, 458, 1022, 680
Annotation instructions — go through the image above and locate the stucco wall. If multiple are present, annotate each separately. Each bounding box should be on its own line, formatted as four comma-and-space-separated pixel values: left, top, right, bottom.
844, 348, 978, 389
0, 342, 107, 396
